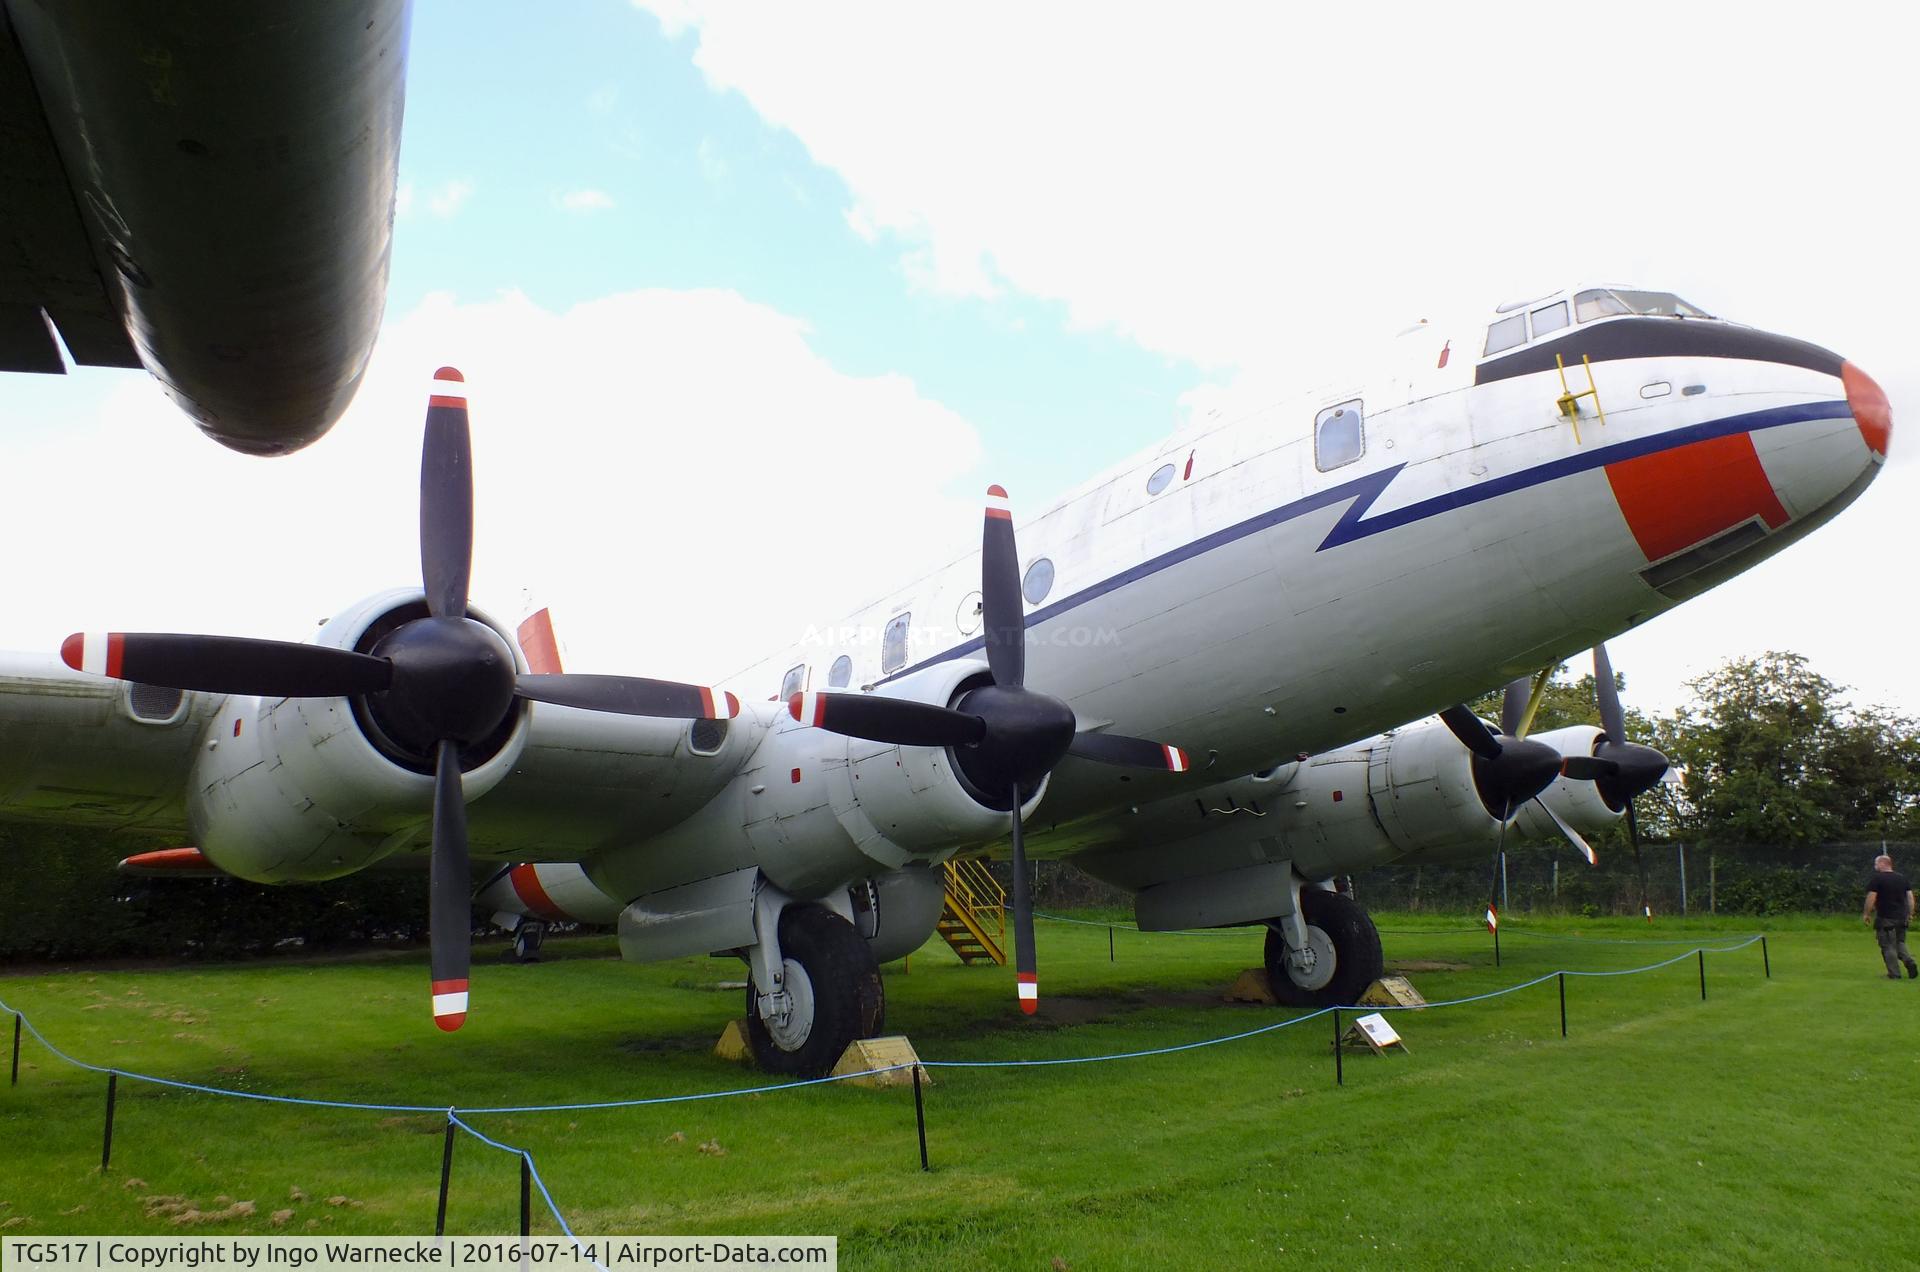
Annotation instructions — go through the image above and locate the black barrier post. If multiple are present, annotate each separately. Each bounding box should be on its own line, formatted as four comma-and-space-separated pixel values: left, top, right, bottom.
1493, 925, 1501, 967
1698, 949, 1707, 1001
1558, 972, 1567, 1039
101, 1071, 118, 1171
1333, 1009, 1343, 1086
519, 1154, 531, 1237
1109, 926, 1115, 962
436, 1119, 456, 1236
1761, 935, 1770, 979
911, 1066, 930, 1172
10, 1013, 19, 1086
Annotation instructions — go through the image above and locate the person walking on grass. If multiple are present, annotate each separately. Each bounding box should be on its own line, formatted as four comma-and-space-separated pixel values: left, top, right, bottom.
1863, 854, 1917, 980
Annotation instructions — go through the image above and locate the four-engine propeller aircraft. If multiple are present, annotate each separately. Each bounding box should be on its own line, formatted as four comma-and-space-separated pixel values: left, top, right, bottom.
0, 284, 1892, 1075
1, 0, 410, 454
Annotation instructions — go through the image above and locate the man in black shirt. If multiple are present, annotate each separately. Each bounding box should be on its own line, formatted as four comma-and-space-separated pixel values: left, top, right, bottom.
1863, 854, 1917, 980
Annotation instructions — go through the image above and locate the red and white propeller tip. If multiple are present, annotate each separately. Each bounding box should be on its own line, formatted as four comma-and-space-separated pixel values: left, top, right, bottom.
1017, 971, 1038, 1015
431, 978, 469, 1032
61, 632, 123, 677
1162, 745, 1191, 773
428, 365, 467, 407
789, 691, 825, 726
701, 687, 743, 720
985, 484, 1012, 520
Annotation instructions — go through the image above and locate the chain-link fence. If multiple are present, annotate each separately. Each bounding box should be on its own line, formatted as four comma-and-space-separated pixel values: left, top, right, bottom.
1349, 840, 1919, 918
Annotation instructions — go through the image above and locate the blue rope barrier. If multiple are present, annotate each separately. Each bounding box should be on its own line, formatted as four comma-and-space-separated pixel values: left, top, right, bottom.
0, 927, 1770, 1239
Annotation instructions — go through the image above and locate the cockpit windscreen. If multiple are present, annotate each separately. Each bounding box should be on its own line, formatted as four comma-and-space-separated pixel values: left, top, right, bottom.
1574, 289, 1714, 322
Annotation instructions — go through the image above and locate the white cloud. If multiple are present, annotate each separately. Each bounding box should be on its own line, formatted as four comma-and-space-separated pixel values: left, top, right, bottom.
559, 188, 616, 212
630, 0, 1920, 715
0, 289, 981, 689
427, 178, 475, 219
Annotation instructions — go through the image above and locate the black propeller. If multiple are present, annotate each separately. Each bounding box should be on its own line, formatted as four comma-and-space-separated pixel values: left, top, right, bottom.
788, 484, 1191, 1016
62, 367, 743, 1031
1590, 642, 1672, 918
1437, 697, 1564, 823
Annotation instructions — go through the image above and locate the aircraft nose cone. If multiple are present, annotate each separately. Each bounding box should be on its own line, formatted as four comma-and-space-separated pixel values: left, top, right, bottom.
1842, 361, 1892, 458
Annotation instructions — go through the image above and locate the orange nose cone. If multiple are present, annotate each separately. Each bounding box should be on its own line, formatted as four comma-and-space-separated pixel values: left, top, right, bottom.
1842, 361, 1891, 457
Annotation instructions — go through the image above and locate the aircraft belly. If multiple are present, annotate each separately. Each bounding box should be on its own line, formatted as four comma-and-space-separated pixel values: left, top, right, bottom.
4, 0, 410, 454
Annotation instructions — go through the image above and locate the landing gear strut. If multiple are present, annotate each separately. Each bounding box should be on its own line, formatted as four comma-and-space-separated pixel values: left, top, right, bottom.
1264, 889, 1382, 1008
511, 920, 547, 963
745, 904, 885, 1077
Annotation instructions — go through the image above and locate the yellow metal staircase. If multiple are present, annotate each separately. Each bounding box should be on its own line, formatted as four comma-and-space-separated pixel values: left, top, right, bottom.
937, 859, 1007, 965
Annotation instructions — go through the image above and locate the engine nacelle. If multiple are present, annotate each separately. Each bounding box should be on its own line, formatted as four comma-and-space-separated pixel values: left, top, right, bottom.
1513, 725, 1626, 843
588, 659, 1040, 903
185, 589, 532, 882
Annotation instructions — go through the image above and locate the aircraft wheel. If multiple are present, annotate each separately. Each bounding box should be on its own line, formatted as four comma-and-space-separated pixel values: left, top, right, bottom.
512, 921, 547, 963
746, 905, 885, 1077
1263, 889, 1383, 1008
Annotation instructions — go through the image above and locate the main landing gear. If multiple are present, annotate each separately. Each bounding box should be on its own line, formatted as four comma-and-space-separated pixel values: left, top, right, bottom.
1263, 888, 1383, 1008
510, 920, 547, 963
745, 904, 885, 1077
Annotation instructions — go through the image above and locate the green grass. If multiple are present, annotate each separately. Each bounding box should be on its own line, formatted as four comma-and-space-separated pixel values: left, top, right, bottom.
2, 912, 1915, 1269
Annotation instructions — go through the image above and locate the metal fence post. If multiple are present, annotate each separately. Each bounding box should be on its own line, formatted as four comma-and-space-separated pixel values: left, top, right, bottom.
519, 1154, 531, 1237
1333, 1009, 1343, 1086
912, 1065, 930, 1172
1761, 935, 1771, 979
101, 1071, 118, 1171
10, 1013, 19, 1086
1697, 949, 1707, 1001
436, 1118, 456, 1236
1558, 972, 1567, 1038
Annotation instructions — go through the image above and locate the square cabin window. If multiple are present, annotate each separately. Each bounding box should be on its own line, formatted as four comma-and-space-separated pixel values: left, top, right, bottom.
1314, 400, 1365, 471
1483, 312, 1528, 356
881, 612, 911, 675
1530, 301, 1569, 338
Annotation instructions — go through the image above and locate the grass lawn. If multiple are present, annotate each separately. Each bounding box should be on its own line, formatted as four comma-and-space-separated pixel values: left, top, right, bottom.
2, 911, 1915, 1269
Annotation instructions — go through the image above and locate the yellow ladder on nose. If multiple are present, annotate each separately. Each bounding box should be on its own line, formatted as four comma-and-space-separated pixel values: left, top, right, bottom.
1554, 352, 1608, 444
938, 858, 1008, 965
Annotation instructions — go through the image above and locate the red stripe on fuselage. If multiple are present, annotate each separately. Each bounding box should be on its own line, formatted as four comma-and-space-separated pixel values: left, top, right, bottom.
1604, 430, 1788, 562
508, 865, 567, 921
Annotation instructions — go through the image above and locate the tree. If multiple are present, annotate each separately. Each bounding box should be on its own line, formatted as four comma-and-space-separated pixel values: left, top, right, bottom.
1652, 651, 1920, 846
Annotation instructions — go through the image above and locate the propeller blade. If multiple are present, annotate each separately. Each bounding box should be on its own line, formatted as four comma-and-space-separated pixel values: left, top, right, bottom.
1533, 796, 1597, 865
518, 674, 741, 721
61, 632, 392, 698
428, 739, 471, 1032
1500, 678, 1530, 738
1559, 754, 1618, 781
1067, 731, 1191, 772
1593, 642, 1625, 747
1440, 704, 1503, 760
788, 691, 984, 748
420, 368, 474, 621
1007, 783, 1038, 1015
980, 485, 1026, 690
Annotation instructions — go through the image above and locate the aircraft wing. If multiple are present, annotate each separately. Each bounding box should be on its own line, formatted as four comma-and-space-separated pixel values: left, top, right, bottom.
0, 653, 727, 861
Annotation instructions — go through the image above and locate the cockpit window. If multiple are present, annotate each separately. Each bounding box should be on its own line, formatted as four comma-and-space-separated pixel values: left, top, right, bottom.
1483, 313, 1527, 356
779, 663, 806, 700
1576, 288, 1712, 322
1314, 400, 1364, 471
1530, 301, 1569, 338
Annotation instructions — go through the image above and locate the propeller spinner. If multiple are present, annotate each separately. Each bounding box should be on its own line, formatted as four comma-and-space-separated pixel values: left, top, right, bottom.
788, 484, 1191, 1015
61, 367, 742, 1031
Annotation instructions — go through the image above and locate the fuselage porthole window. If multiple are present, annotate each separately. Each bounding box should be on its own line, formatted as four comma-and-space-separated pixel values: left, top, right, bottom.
779, 663, 806, 701
1530, 301, 1569, 339
1483, 312, 1528, 356
828, 654, 853, 689
1314, 399, 1365, 471
1022, 557, 1055, 606
1146, 463, 1176, 495
881, 613, 911, 675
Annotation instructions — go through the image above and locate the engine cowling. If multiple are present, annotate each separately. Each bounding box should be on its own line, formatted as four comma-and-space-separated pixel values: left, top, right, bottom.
1513, 725, 1626, 844
587, 659, 1041, 904
186, 589, 533, 882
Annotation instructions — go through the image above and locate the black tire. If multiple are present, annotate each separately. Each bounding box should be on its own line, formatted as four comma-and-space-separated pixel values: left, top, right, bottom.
1263, 889, 1383, 1009
745, 905, 886, 1077
511, 921, 546, 964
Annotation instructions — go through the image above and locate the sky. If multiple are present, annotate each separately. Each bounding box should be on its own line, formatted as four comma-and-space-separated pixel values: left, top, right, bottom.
2, 0, 1915, 723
